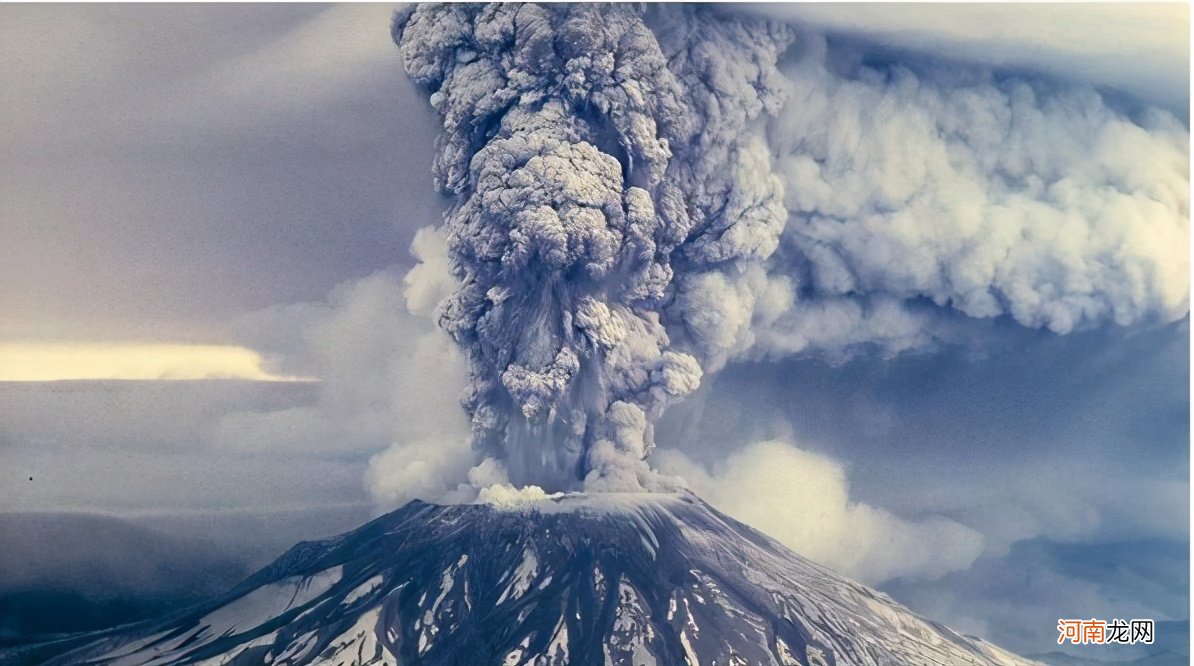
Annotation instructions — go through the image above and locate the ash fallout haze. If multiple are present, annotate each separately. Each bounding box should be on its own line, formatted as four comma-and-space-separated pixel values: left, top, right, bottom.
0, 3, 1188, 666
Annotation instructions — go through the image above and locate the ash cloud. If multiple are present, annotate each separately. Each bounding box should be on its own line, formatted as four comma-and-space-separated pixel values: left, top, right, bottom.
755, 34, 1189, 358
394, 4, 794, 492
392, 4, 1188, 494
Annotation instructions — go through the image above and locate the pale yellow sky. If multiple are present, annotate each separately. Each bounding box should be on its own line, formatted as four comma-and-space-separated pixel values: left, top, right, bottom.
0, 343, 314, 382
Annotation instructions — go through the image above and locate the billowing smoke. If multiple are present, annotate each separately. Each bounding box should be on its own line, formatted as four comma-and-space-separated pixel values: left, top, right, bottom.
753, 34, 1190, 358
392, 4, 1188, 494
393, 4, 793, 492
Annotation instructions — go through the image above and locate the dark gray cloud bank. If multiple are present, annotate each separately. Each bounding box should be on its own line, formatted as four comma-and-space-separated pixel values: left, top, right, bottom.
0, 4, 1187, 660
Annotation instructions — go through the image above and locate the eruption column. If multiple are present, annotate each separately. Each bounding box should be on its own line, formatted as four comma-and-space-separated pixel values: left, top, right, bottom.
394, 4, 793, 491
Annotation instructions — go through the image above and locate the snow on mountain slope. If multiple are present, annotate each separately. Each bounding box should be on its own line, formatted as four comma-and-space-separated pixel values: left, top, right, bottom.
21, 493, 1039, 666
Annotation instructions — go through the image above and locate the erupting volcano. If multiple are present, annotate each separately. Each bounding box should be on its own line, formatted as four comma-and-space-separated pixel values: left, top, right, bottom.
26, 494, 1037, 665
7, 3, 1185, 665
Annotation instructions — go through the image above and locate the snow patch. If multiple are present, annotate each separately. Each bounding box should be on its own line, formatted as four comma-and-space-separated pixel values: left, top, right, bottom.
498, 547, 540, 604
502, 636, 531, 665
310, 608, 396, 666
680, 631, 699, 666
545, 615, 569, 662
190, 631, 277, 666
343, 575, 384, 606
270, 631, 319, 664
199, 566, 342, 639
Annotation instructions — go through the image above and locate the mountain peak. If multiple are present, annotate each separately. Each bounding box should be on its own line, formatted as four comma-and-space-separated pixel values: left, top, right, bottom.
25, 492, 1037, 665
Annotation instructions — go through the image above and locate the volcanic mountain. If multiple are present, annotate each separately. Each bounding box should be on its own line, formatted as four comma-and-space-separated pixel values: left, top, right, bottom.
15, 492, 1036, 665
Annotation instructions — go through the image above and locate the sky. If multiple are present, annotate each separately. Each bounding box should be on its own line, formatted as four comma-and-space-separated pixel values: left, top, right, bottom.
0, 3, 441, 344
0, 3, 1188, 661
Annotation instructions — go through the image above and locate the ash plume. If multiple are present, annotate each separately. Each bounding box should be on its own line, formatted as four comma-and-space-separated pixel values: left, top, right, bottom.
755, 34, 1190, 358
392, 4, 1188, 495
394, 4, 793, 492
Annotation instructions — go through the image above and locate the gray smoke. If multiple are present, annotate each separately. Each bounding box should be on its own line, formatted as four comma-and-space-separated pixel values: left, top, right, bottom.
394, 4, 793, 492
393, 4, 1188, 494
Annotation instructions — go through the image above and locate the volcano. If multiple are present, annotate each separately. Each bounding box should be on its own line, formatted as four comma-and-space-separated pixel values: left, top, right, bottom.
17, 493, 1036, 666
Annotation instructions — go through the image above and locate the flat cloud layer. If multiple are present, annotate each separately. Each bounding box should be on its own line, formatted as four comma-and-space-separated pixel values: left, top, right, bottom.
0, 343, 307, 382
738, 3, 1190, 112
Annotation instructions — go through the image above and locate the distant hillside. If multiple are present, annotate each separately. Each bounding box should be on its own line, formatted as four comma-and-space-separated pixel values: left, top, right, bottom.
0, 512, 248, 644
0, 504, 373, 645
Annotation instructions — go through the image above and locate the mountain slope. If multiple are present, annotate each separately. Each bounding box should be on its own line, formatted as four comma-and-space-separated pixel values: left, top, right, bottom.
18, 493, 1037, 665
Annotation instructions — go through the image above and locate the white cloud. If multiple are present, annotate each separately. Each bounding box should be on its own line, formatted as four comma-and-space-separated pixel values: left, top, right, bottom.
402, 226, 456, 319
654, 439, 984, 584
364, 436, 474, 509
210, 227, 474, 509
